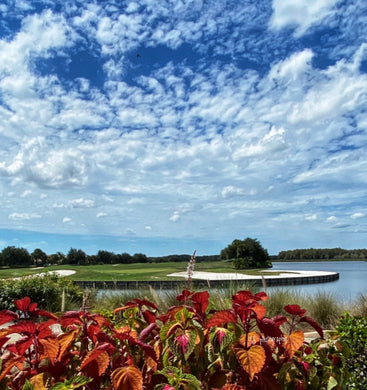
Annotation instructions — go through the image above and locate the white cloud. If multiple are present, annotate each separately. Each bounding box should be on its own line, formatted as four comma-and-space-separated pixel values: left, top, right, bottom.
8, 212, 41, 220
68, 198, 95, 208
270, 0, 339, 36
305, 214, 318, 221
20, 190, 32, 198
169, 212, 180, 222
351, 212, 365, 219
0, 0, 366, 254
327, 216, 338, 223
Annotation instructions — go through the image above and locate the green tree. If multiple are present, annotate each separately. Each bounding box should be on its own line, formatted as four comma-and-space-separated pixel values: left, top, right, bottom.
96, 250, 114, 264
132, 253, 148, 263
1, 246, 31, 267
115, 252, 133, 264
66, 248, 87, 265
48, 251, 66, 265
31, 248, 48, 266
220, 237, 271, 269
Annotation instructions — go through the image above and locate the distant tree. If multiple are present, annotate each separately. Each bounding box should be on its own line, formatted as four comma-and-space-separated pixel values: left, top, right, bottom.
1, 246, 32, 267
31, 248, 48, 266
96, 250, 114, 264
48, 252, 66, 265
114, 252, 133, 264
132, 253, 148, 263
220, 238, 271, 269
66, 248, 87, 265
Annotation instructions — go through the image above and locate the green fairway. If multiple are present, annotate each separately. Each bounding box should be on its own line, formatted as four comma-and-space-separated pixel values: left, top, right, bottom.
0, 261, 282, 281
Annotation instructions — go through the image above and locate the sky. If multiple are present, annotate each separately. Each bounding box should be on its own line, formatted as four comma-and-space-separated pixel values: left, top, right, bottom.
0, 0, 367, 257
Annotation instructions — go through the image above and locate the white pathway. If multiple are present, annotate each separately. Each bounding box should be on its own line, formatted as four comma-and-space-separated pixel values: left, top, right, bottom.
167, 270, 337, 280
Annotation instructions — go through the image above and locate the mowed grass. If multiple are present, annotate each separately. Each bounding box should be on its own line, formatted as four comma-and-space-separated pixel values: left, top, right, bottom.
0, 261, 283, 281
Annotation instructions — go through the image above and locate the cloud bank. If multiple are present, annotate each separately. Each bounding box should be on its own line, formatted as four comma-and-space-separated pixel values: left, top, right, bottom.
0, 0, 366, 255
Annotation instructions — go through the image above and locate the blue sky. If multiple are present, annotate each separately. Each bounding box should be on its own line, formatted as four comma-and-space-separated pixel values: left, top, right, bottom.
0, 0, 367, 256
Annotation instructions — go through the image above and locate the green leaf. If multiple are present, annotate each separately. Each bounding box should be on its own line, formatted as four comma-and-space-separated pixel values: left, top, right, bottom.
22, 380, 34, 390
180, 373, 202, 390
327, 376, 338, 390
50, 376, 93, 389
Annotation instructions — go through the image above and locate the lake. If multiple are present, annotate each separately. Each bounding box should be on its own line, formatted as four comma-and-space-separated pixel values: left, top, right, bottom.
270, 261, 367, 301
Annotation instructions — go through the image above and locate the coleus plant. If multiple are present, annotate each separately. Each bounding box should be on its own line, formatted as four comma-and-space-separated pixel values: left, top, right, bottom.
0, 291, 348, 390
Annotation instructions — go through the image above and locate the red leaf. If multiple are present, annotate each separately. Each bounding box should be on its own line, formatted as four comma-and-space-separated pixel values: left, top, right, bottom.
81, 344, 110, 377
272, 315, 288, 327
139, 322, 158, 342
284, 305, 306, 317
9, 320, 36, 335
232, 290, 254, 303
299, 316, 324, 338
191, 291, 210, 316
133, 298, 159, 311
60, 311, 82, 327
14, 297, 31, 311
257, 317, 283, 338
28, 302, 38, 312
254, 291, 268, 302
0, 336, 10, 349
111, 366, 143, 390
15, 336, 33, 355
206, 310, 237, 328
0, 310, 18, 326
136, 340, 157, 361
38, 320, 58, 339
142, 310, 156, 324
37, 310, 59, 320
176, 289, 192, 302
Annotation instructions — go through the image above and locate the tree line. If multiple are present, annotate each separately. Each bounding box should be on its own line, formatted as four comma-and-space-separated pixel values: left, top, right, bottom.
277, 248, 367, 261
0, 246, 220, 267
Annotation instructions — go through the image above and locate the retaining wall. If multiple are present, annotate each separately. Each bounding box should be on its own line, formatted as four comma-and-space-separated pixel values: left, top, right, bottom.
73, 272, 339, 290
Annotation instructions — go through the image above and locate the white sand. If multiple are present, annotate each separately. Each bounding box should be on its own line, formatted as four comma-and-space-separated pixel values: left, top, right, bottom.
12, 270, 76, 280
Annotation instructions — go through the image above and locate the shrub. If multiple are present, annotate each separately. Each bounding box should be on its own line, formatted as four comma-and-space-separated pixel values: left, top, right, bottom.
336, 313, 367, 389
0, 272, 83, 312
0, 290, 350, 389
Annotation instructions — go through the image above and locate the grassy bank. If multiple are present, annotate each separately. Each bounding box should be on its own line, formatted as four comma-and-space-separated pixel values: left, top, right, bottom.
0, 261, 285, 281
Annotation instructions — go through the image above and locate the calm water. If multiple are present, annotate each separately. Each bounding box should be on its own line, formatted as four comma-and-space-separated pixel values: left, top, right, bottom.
270, 261, 367, 301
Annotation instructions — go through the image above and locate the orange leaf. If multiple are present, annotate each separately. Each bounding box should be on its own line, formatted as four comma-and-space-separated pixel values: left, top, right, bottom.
111, 366, 143, 390
206, 310, 237, 328
220, 385, 247, 390
39, 337, 60, 365
29, 372, 50, 390
252, 304, 266, 320
81, 350, 110, 377
234, 344, 265, 381
239, 332, 261, 348
283, 330, 304, 357
58, 329, 79, 359
0, 356, 23, 382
